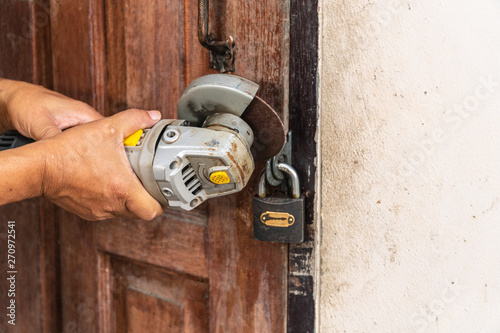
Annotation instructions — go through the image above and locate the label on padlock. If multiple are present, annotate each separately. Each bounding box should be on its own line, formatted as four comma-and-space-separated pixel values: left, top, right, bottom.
260, 211, 295, 227
253, 196, 304, 243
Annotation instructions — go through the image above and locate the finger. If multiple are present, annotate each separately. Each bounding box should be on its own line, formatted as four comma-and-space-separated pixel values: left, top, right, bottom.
52, 200, 115, 221
75, 103, 104, 122
55, 103, 104, 129
125, 191, 164, 221
30, 116, 63, 140
38, 126, 63, 140
109, 109, 162, 137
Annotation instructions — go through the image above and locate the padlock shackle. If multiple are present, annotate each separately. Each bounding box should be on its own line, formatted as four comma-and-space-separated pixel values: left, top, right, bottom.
277, 163, 300, 198
257, 163, 300, 199
257, 170, 267, 198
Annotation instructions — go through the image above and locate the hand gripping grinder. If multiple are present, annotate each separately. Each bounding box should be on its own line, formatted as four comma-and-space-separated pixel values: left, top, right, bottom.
123, 74, 285, 211
0, 74, 285, 211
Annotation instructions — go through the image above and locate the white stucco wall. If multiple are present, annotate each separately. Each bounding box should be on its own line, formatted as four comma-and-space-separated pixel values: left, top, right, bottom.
318, 1, 500, 332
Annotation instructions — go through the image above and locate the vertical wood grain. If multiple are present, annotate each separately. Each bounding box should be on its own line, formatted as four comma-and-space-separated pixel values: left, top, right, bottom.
123, 0, 157, 109
39, 198, 62, 333
154, 0, 184, 115
203, 0, 290, 331
121, 0, 184, 115
58, 213, 100, 332
90, 0, 107, 112
183, 0, 211, 85
0, 1, 34, 81
217, 0, 288, 116
208, 194, 288, 332
50, 1, 104, 331
50, 0, 95, 103
0, 2, 56, 333
32, 0, 54, 88
104, 0, 127, 115
0, 200, 42, 333
98, 252, 113, 333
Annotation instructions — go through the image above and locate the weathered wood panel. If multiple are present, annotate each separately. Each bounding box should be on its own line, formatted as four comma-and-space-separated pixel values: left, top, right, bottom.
211, 0, 289, 117
50, 0, 95, 103
0, 1, 56, 333
0, 1, 34, 81
39, 198, 62, 333
109, 258, 209, 332
208, 194, 288, 332
201, 1, 290, 331
96, 210, 208, 278
105, 0, 185, 116
50, 0, 102, 331
0, 200, 42, 333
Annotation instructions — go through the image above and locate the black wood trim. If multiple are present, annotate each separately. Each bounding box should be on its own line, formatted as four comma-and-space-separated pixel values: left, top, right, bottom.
288, 0, 319, 332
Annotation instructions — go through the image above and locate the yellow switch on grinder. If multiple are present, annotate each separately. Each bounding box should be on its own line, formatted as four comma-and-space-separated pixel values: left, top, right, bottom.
123, 129, 143, 146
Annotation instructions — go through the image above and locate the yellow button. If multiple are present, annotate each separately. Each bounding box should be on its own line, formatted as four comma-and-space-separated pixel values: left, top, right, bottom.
123, 129, 143, 146
210, 171, 231, 184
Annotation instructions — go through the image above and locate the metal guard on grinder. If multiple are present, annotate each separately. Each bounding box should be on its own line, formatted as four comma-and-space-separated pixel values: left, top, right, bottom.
177, 74, 286, 162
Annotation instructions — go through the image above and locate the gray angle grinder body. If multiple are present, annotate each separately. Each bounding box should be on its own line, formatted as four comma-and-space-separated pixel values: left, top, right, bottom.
125, 74, 285, 211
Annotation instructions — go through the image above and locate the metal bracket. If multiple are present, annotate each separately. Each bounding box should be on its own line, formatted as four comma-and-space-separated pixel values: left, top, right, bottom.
198, 0, 235, 73
266, 132, 292, 191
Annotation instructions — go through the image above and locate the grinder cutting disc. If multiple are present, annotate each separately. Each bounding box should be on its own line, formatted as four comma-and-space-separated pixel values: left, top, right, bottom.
241, 95, 285, 161
177, 74, 286, 161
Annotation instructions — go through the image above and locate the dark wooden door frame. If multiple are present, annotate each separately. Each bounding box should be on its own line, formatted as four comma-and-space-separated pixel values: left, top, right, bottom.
287, 1, 319, 332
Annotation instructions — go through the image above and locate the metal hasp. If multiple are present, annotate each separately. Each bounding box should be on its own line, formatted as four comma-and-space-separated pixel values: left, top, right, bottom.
198, 0, 235, 73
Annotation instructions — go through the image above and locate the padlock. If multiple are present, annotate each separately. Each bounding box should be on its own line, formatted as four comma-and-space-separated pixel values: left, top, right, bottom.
253, 163, 304, 243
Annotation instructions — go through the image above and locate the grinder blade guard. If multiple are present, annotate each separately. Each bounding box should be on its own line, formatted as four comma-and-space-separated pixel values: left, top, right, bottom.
125, 74, 285, 211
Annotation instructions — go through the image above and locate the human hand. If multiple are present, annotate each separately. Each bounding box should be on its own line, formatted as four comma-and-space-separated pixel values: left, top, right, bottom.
1, 79, 103, 139
39, 109, 164, 221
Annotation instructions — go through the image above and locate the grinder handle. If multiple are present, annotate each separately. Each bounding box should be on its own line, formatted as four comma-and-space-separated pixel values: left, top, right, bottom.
0, 129, 143, 151
0, 131, 34, 151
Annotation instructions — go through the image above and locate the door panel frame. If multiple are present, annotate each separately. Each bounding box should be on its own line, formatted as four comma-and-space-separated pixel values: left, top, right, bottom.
287, 0, 319, 332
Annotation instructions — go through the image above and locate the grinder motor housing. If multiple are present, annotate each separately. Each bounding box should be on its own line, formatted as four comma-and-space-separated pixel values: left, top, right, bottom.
125, 113, 255, 211
124, 74, 285, 211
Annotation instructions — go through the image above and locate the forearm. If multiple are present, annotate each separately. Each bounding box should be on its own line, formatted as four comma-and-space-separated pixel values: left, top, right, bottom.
0, 78, 16, 133
0, 141, 45, 205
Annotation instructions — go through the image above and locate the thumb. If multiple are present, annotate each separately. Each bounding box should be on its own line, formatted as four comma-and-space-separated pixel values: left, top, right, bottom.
110, 109, 161, 137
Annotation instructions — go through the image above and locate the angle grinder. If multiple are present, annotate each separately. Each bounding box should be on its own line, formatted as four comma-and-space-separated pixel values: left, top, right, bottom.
0, 74, 286, 211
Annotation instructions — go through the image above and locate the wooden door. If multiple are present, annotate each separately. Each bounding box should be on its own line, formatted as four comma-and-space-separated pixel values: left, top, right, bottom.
1, 0, 319, 332
0, 0, 308, 332
52, 0, 290, 332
